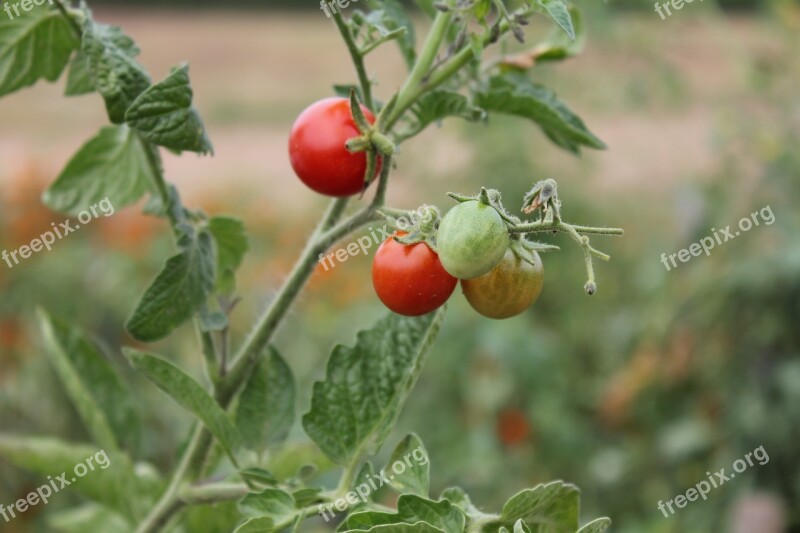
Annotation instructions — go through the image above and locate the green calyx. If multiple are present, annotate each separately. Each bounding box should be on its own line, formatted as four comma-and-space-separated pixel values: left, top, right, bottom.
378, 205, 443, 252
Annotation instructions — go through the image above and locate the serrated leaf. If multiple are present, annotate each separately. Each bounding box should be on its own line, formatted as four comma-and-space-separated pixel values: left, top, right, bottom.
43, 125, 156, 216
125, 349, 241, 459
475, 74, 605, 154
0, 7, 79, 97
235, 347, 295, 452
208, 215, 249, 293
535, 0, 575, 40
238, 488, 296, 520
65, 21, 140, 97
386, 434, 430, 496
343, 495, 464, 533
497, 481, 579, 532
38, 310, 139, 453
0, 435, 135, 520
82, 15, 151, 124
302, 309, 445, 465
125, 63, 213, 154
577, 518, 612, 533
126, 229, 215, 342
400, 90, 485, 142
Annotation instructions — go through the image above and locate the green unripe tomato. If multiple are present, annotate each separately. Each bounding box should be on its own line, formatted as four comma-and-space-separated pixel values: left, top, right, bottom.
436, 201, 509, 279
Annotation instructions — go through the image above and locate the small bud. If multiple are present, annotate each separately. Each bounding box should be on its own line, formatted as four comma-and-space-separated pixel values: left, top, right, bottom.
489, 23, 501, 44
434, 2, 450, 11
512, 25, 526, 44
584, 281, 596, 296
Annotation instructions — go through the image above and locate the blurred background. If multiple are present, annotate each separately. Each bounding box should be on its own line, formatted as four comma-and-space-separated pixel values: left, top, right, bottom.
1, 0, 798, 531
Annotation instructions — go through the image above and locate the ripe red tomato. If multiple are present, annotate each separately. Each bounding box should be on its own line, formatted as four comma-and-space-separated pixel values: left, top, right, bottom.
496, 408, 531, 447
289, 97, 379, 197
372, 234, 458, 316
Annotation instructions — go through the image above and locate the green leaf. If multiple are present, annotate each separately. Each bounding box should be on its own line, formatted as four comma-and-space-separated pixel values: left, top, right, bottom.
497, 481, 580, 532
238, 488, 296, 520
38, 310, 140, 453
292, 487, 323, 507
239, 467, 278, 488
302, 309, 445, 465
208, 215, 250, 293
126, 229, 216, 342
64, 50, 94, 96
351, 524, 444, 533
475, 74, 605, 154
386, 434, 430, 496
413, 0, 437, 17
343, 495, 464, 533
82, 15, 151, 124
235, 347, 296, 452
577, 518, 612, 533
125, 349, 242, 458
0, 435, 135, 520
0, 7, 79, 97
366, 0, 416, 68
43, 125, 156, 216
125, 63, 213, 154
65, 21, 140, 97
401, 90, 485, 141
534, 0, 575, 40
234, 517, 280, 533
529, 6, 584, 63
513, 519, 532, 533
47, 504, 130, 533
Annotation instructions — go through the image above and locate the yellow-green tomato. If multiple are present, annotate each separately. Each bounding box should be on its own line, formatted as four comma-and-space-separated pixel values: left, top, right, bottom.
461, 249, 544, 319
436, 201, 509, 279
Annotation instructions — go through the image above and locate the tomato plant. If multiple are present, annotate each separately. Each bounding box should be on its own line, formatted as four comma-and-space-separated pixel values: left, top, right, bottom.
372, 233, 457, 317
289, 97, 379, 197
0, 0, 623, 532
461, 248, 544, 319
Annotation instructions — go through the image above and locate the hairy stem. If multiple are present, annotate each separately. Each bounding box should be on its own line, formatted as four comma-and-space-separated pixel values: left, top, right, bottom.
179, 482, 249, 505
332, 8, 374, 110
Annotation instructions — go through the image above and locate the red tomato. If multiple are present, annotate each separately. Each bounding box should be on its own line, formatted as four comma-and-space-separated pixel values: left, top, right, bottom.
289, 97, 379, 197
496, 408, 531, 447
372, 235, 457, 317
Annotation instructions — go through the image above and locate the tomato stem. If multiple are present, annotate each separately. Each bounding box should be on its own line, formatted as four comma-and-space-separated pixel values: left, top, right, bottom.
332, 9, 374, 110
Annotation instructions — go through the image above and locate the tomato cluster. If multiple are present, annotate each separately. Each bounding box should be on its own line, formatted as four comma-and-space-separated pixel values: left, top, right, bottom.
371, 201, 544, 318
288, 99, 544, 319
